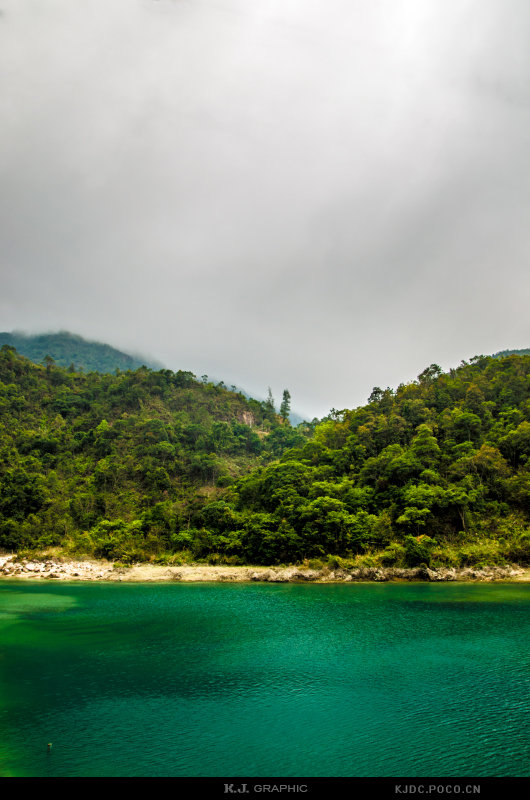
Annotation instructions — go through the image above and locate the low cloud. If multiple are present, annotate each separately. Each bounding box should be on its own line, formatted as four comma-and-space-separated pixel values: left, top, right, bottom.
1, 0, 529, 417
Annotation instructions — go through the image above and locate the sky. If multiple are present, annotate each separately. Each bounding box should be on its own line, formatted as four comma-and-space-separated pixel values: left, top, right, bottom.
1, 0, 529, 419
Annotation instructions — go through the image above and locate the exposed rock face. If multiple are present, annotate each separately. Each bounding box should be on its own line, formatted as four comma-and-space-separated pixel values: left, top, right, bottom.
250, 571, 271, 582
240, 411, 255, 427
289, 570, 321, 582
426, 567, 458, 581
0, 555, 526, 583
0, 556, 114, 580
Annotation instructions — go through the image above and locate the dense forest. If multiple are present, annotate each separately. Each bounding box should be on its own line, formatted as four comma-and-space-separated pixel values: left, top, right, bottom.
1, 345, 529, 568
0, 331, 162, 373
0, 346, 309, 560
493, 347, 530, 359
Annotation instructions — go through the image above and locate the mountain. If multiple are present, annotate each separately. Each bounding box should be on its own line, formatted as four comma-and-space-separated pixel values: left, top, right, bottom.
218, 354, 530, 566
0, 347, 528, 568
493, 347, 530, 358
204, 380, 308, 426
0, 346, 309, 559
0, 331, 309, 422
0, 331, 162, 373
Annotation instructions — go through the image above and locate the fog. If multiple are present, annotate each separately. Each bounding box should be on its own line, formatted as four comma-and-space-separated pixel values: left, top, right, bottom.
1, 0, 529, 418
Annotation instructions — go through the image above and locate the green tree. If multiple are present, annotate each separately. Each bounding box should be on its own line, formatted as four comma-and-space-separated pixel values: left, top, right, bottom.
280, 389, 291, 422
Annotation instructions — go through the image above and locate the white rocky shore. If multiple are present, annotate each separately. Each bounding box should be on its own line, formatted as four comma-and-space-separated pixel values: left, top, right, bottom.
0, 555, 527, 583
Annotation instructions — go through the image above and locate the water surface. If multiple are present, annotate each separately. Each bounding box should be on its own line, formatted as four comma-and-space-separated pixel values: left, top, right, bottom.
0, 581, 528, 777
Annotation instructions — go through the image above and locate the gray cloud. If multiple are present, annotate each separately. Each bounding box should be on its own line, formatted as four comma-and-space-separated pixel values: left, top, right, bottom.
1, 0, 529, 418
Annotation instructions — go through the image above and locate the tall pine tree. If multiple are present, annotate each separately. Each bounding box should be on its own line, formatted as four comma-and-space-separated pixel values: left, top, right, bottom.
280, 389, 291, 422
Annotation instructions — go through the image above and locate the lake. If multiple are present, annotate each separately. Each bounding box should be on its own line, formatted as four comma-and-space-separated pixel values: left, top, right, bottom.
0, 581, 528, 777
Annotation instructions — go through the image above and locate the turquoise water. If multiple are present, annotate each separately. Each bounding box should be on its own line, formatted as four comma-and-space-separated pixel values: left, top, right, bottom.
0, 581, 528, 777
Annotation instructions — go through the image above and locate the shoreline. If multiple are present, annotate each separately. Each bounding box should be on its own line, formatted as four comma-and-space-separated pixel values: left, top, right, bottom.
1, 555, 529, 583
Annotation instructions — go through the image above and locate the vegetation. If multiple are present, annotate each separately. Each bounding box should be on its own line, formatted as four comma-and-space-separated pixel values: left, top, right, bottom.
0, 346, 309, 561
0, 331, 162, 373
493, 347, 530, 359
1, 345, 529, 568
221, 355, 530, 567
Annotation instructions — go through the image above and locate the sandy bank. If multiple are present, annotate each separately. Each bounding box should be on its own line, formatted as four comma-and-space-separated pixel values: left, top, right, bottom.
0, 555, 528, 583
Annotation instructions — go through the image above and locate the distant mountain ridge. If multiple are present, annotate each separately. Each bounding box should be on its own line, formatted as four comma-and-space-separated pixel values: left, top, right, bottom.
0, 345, 528, 567
0, 331, 162, 373
493, 348, 530, 358
1, 330, 309, 423
0, 346, 310, 556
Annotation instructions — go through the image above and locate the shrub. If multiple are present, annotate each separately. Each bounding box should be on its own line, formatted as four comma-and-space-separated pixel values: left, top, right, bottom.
502, 532, 530, 564
456, 541, 504, 566
380, 543, 406, 566
403, 535, 437, 567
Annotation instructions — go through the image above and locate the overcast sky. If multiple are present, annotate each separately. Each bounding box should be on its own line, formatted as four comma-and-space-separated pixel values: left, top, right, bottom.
1, 0, 529, 419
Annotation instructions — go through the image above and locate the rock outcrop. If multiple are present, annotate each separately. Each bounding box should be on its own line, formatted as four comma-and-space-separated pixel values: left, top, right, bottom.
0, 555, 525, 583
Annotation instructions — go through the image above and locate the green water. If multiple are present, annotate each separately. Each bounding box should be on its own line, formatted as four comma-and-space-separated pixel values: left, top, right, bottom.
0, 581, 528, 777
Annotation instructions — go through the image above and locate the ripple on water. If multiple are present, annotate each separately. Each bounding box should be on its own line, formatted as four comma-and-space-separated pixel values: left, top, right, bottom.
0, 581, 528, 777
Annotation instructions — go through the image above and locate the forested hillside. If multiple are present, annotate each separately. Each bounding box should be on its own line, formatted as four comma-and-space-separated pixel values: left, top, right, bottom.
218, 356, 530, 567
1, 346, 529, 568
493, 347, 530, 359
0, 346, 308, 560
0, 331, 162, 373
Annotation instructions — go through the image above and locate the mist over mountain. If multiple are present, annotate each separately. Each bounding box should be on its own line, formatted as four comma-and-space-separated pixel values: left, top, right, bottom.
0, 330, 308, 423
493, 348, 530, 359
2, 1, 529, 421
1, 343, 528, 568
0, 344, 311, 557
0, 331, 164, 374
